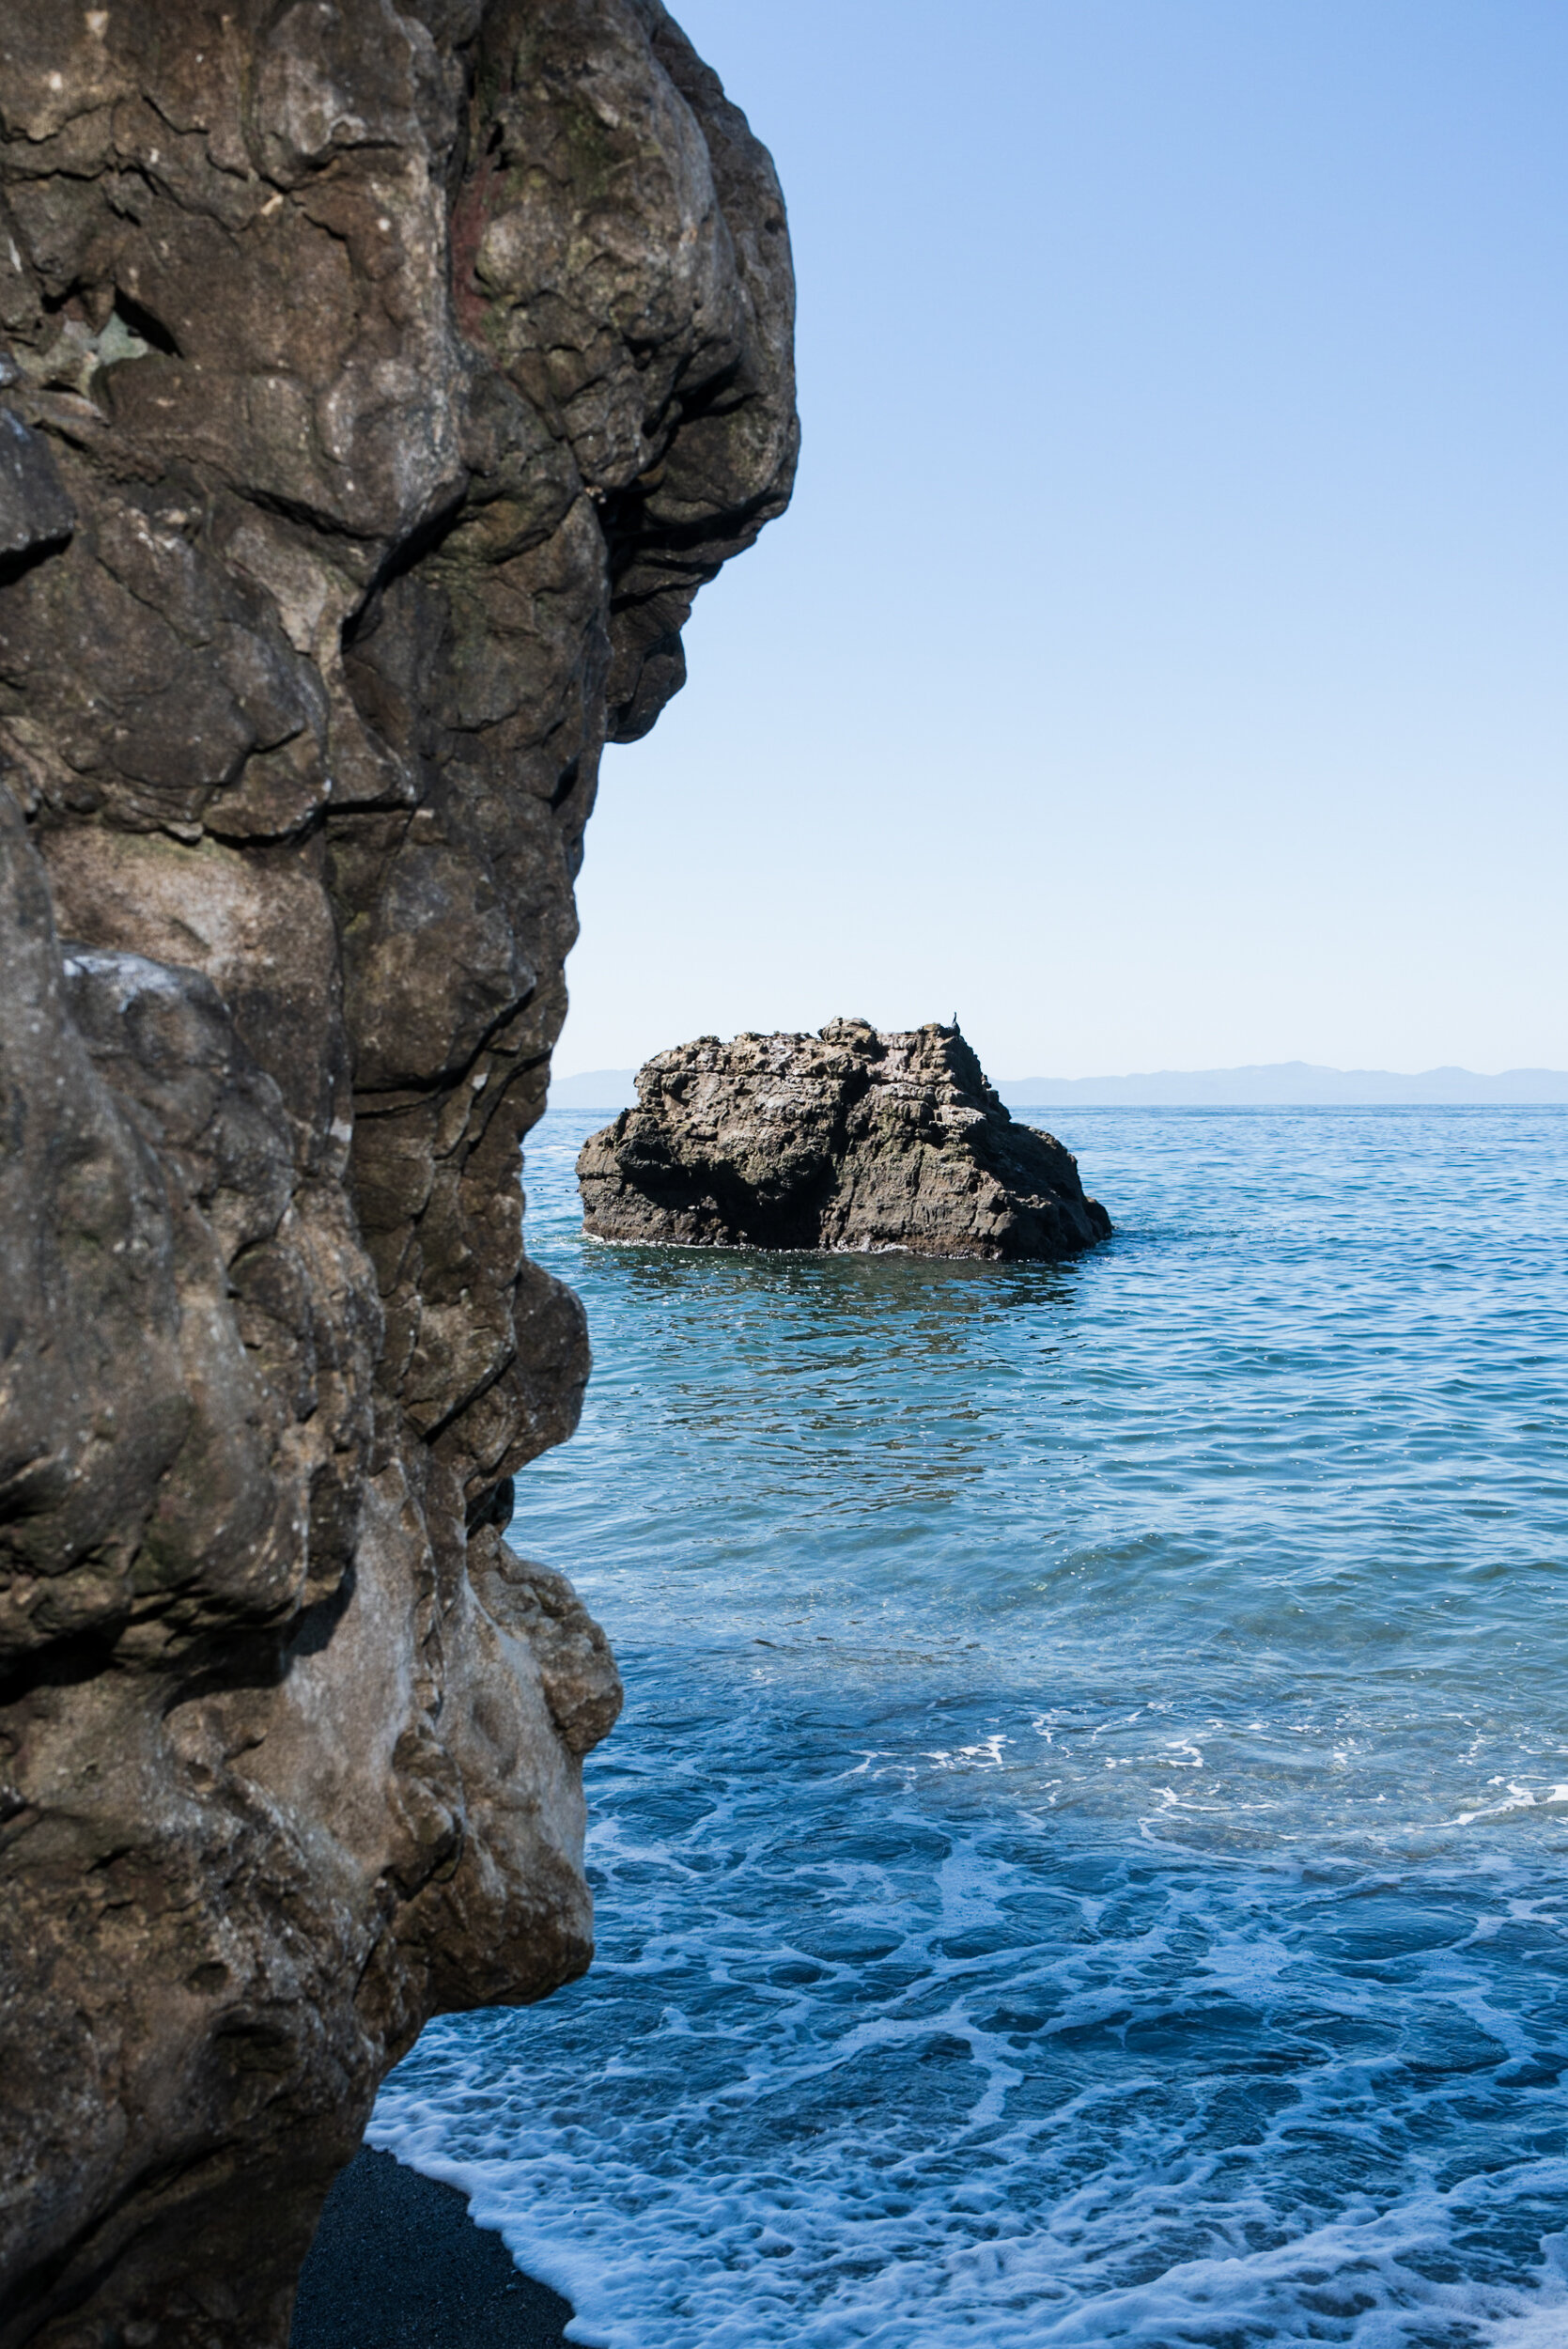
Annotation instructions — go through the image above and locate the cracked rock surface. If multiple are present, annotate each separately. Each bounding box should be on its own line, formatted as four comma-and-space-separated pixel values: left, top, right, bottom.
0, 4, 795, 2341
579, 1020, 1112, 1258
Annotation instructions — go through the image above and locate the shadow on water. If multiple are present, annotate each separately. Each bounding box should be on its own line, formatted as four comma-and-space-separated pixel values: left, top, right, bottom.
582, 1227, 1087, 1317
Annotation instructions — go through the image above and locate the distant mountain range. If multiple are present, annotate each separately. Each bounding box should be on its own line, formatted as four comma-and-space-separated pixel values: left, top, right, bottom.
549, 1061, 1568, 1111
997, 1062, 1568, 1107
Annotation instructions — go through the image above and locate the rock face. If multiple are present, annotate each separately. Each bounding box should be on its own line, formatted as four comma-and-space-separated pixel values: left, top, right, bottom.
0, 6, 795, 2343
578, 1020, 1111, 1257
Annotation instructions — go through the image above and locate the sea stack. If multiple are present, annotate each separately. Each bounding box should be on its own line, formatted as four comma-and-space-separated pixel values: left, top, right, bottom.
578, 1019, 1111, 1258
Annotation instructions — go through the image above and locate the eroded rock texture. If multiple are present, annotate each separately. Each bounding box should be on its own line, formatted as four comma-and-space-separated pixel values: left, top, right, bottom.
579, 1020, 1111, 1257
0, 6, 795, 2341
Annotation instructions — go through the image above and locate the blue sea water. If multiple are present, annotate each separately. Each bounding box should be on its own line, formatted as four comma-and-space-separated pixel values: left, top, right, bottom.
369, 1107, 1568, 2348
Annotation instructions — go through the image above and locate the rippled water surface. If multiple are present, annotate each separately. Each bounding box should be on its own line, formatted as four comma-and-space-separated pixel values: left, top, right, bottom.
371, 1108, 1568, 2347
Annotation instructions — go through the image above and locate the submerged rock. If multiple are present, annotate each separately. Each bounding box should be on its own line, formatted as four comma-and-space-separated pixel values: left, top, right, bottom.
578, 1019, 1111, 1258
0, 3, 795, 2342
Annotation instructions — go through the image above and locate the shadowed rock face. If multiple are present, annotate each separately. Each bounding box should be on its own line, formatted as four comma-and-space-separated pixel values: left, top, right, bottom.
578, 1020, 1112, 1257
0, 5, 795, 2341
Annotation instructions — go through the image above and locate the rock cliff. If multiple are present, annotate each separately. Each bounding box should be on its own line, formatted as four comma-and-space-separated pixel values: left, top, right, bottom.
0, 5, 796, 2342
578, 1020, 1111, 1257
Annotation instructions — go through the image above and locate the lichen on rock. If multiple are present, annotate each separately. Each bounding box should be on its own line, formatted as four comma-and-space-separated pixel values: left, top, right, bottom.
0, 3, 796, 2341
578, 1019, 1112, 1258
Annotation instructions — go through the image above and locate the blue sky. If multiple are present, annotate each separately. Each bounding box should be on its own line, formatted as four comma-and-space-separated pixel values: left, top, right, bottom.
561, 0, 1568, 1079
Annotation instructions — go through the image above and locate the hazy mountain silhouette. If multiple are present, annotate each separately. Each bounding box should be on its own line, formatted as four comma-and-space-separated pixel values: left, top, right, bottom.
550, 1060, 1568, 1112
998, 1062, 1568, 1107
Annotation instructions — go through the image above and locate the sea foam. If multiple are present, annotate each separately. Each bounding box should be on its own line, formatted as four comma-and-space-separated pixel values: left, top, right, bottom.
371, 1105, 1568, 2347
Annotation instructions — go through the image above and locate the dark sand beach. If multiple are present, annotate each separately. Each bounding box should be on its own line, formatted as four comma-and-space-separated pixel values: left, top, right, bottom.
290, 2149, 576, 2348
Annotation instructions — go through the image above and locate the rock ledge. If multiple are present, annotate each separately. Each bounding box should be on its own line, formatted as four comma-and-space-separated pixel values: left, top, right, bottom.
578, 1019, 1111, 1258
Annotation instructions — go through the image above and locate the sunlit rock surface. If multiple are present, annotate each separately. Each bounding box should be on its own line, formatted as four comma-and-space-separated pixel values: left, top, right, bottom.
579, 1020, 1111, 1257
0, 3, 795, 2341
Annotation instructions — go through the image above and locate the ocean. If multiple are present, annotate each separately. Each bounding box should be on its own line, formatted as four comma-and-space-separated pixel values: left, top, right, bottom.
368, 1106, 1568, 2348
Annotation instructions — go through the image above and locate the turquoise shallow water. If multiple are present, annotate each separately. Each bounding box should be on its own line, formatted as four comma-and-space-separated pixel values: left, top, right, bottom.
370, 1107, 1568, 2348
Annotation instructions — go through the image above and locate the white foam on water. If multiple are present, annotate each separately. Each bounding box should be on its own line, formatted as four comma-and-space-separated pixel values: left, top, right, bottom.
372, 1700, 1568, 2349
370, 2088, 1568, 2349
1452, 1788, 1568, 1828
368, 1108, 1568, 2347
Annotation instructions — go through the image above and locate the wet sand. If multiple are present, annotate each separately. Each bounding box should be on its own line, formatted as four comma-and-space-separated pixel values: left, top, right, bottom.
290, 2148, 577, 2348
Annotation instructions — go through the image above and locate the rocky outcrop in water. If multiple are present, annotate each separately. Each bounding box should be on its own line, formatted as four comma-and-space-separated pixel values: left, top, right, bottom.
578, 1020, 1111, 1257
0, 4, 795, 2341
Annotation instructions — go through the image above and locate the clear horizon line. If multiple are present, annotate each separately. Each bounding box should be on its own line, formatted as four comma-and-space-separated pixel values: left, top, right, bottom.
553, 1057, 1568, 1082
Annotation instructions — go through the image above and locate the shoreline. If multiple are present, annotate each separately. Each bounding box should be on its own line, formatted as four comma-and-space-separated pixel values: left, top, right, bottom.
290, 2147, 577, 2348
